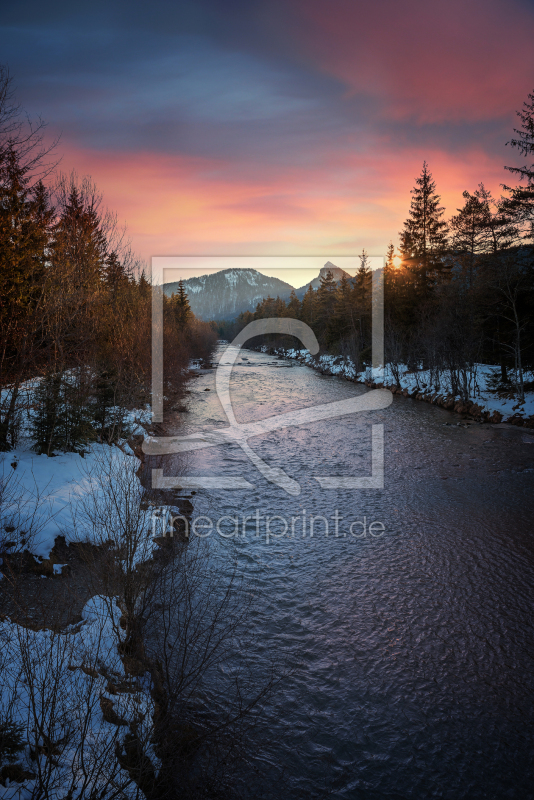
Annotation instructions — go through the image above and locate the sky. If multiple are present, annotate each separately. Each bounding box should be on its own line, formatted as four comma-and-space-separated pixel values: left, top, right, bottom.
2, 0, 534, 269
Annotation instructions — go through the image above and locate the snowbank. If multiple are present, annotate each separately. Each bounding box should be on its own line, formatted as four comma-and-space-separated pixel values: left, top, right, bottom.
1, 405, 152, 559
277, 348, 534, 424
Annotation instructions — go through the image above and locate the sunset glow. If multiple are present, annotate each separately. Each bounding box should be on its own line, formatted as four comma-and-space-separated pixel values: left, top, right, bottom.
2, 0, 532, 263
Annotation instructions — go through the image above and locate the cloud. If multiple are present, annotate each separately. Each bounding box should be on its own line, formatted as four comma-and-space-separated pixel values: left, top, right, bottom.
57, 135, 509, 262
1, 0, 530, 261
287, 0, 534, 123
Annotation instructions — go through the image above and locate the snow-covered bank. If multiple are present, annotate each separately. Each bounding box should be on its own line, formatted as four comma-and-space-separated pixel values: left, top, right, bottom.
0, 596, 156, 798
1, 407, 152, 559
272, 347, 534, 427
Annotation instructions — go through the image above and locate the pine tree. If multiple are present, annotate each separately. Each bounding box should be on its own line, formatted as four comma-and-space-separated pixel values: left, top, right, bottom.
53, 179, 107, 290
286, 289, 301, 319
301, 284, 316, 326
104, 251, 128, 297
399, 161, 449, 292
383, 242, 397, 305
0, 146, 52, 449
450, 188, 493, 286
32, 372, 96, 455
356, 249, 372, 298
385, 242, 395, 271
172, 280, 192, 330
31, 373, 62, 455
326, 274, 354, 349
503, 90, 534, 238
316, 269, 337, 339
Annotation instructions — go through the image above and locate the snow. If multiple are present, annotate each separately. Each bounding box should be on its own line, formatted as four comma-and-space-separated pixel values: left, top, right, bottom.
278, 349, 534, 422
0, 596, 156, 798
0, 404, 152, 559
0, 384, 163, 796
366, 362, 534, 421
224, 270, 239, 287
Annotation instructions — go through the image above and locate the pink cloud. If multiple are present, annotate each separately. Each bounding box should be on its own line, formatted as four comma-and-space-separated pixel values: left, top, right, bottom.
288, 0, 534, 123
57, 138, 510, 262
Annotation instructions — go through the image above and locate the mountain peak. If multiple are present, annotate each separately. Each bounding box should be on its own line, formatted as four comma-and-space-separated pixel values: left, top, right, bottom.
319, 262, 351, 281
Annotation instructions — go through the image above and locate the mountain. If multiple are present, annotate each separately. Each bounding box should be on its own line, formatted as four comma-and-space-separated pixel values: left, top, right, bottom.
164, 268, 294, 320
295, 261, 352, 298
164, 262, 355, 320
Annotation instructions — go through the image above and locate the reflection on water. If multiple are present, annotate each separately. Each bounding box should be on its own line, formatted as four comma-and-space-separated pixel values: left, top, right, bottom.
160, 348, 534, 799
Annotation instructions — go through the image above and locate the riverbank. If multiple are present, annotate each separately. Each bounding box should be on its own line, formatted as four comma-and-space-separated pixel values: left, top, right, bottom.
0, 379, 204, 795
262, 346, 534, 429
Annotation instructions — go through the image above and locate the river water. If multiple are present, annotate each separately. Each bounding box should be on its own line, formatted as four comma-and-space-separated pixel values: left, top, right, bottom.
161, 348, 534, 799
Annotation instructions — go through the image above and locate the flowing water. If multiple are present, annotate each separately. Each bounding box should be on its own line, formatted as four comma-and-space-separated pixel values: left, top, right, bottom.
160, 348, 534, 799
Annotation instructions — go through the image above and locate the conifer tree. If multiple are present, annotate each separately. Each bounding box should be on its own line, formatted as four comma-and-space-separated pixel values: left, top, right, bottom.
383, 242, 397, 304
399, 161, 449, 291
326, 273, 355, 349
300, 284, 315, 326
385, 242, 395, 271
450, 188, 494, 286
503, 90, 534, 236
31, 372, 95, 455
286, 289, 301, 319
0, 146, 51, 448
355, 250, 371, 296
104, 251, 128, 296
53, 178, 107, 290
316, 269, 337, 339
172, 280, 192, 329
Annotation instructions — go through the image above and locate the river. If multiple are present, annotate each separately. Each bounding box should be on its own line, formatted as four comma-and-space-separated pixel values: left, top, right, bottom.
159, 347, 534, 799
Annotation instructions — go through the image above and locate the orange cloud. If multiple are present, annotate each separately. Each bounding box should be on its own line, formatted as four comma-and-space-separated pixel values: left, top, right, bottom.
58, 138, 511, 262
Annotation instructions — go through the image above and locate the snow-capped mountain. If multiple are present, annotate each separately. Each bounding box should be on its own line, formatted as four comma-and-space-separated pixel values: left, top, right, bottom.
163, 262, 354, 320
163, 268, 294, 320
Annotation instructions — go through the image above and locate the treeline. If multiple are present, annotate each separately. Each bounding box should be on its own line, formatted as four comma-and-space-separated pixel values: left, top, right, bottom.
0, 67, 216, 453
222, 91, 534, 403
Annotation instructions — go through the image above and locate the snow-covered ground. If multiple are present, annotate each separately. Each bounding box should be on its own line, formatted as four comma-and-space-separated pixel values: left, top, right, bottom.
1, 407, 152, 559
0, 596, 156, 798
0, 398, 162, 796
280, 348, 534, 422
